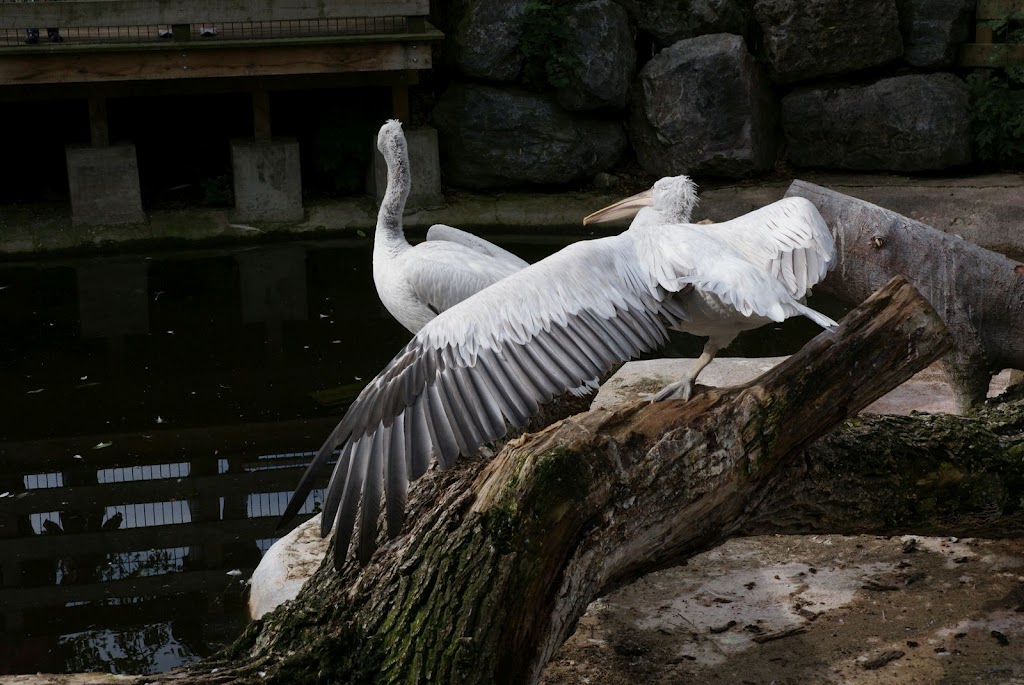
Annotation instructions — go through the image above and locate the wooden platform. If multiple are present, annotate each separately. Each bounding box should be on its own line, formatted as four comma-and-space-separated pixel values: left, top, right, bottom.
0, 0, 442, 99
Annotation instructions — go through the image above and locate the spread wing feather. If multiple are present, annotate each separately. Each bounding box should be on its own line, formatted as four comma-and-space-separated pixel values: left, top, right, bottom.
699, 197, 835, 298
281, 235, 688, 567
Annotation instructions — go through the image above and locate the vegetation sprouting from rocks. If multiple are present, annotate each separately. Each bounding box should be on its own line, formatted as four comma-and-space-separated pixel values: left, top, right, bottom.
967, 7, 1024, 168
518, 0, 580, 89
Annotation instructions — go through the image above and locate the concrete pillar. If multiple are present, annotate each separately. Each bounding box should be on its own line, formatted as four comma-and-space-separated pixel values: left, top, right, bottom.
231, 138, 304, 223
65, 144, 145, 226
371, 125, 443, 210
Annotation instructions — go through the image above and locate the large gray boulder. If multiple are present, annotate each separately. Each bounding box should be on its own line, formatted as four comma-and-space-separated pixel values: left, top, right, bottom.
753, 0, 903, 83
629, 34, 779, 178
432, 83, 627, 189
896, 0, 974, 67
557, 0, 636, 111
614, 0, 749, 47
782, 74, 972, 172
449, 0, 528, 82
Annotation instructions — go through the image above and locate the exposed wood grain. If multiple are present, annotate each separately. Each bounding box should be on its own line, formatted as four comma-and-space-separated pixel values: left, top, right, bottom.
0, 42, 432, 84
786, 180, 1024, 411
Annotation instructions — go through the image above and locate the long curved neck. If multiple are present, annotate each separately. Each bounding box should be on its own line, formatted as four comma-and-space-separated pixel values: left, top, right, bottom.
375, 138, 412, 258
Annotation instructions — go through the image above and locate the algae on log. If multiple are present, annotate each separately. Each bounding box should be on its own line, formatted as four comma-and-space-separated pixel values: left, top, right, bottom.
786, 179, 1024, 412
746, 395, 1024, 539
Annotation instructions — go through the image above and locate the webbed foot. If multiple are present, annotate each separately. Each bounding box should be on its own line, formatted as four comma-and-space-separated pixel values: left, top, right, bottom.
650, 378, 694, 403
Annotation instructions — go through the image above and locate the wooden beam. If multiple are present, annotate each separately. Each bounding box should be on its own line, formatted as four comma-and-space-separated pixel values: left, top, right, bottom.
0, 70, 420, 102
391, 81, 409, 122
975, 0, 1022, 20
960, 42, 1024, 67
0, 42, 433, 85
252, 89, 271, 140
88, 91, 108, 146
0, 0, 430, 30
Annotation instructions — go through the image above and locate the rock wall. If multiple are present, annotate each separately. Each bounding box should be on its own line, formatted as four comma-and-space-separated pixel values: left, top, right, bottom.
429, 0, 979, 189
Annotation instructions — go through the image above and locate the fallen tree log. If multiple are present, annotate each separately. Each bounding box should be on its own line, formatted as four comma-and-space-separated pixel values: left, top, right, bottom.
786, 180, 1024, 412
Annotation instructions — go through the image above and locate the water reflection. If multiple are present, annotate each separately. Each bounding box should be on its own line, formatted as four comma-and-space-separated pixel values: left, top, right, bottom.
0, 236, 847, 676
0, 240, 413, 675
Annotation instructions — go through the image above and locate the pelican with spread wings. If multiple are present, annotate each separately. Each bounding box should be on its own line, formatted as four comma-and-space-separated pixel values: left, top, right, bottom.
281, 175, 837, 568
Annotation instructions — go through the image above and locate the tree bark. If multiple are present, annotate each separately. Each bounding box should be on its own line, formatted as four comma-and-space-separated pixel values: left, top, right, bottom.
786, 179, 1024, 411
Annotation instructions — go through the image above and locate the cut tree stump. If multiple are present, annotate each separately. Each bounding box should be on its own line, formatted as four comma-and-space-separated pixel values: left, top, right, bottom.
786, 179, 1024, 412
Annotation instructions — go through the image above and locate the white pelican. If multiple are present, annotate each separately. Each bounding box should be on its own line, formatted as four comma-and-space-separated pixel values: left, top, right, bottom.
281, 180, 837, 568
373, 119, 528, 333
583, 176, 836, 400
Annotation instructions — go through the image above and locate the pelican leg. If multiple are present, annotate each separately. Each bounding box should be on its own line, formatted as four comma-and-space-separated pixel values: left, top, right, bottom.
650, 336, 730, 402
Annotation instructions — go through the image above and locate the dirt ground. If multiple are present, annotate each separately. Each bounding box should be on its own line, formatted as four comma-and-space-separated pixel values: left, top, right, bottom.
542, 535, 1024, 685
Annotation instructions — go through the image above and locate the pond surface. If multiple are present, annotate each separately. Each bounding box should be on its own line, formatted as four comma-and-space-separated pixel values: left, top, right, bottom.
0, 235, 847, 675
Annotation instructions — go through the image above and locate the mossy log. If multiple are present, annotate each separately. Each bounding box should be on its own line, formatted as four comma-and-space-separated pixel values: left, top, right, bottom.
16, 277, 1024, 685
786, 179, 1024, 411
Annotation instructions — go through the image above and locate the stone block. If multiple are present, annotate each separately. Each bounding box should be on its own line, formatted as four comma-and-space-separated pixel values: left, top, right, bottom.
896, 0, 974, 68
432, 83, 626, 189
753, 0, 903, 83
371, 126, 444, 208
615, 0, 749, 48
231, 138, 304, 223
65, 144, 145, 226
782, 74, 972, 172
556, 0, 636, 111
629, 34, 778, 178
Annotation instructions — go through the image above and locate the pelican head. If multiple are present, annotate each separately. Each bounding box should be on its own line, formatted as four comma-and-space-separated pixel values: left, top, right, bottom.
377, 119, 408, 165
583, 175, 698, 225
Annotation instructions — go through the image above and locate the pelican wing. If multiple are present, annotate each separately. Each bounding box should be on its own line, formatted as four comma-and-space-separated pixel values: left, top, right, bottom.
402, 241, 527, 315
637, 223, 839, 328
427, 224, 529, 270
702, 197, 835, 299
280, 235, 690, 568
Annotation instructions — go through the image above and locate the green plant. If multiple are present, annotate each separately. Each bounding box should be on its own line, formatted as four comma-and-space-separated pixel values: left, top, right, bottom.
518, 0, 580, 89
981, 6, 1024, 43
968, 7, 1024, 167
967, 69, 1024, 166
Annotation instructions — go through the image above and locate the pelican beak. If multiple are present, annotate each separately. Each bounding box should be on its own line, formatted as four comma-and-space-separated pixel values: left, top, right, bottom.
582, 188, 654, 225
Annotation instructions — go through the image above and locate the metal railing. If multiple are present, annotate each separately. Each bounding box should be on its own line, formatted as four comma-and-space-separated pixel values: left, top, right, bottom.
0, 0, 430, 47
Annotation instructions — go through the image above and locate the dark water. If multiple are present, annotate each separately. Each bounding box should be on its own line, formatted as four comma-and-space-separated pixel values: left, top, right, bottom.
0, 235, 847, 675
